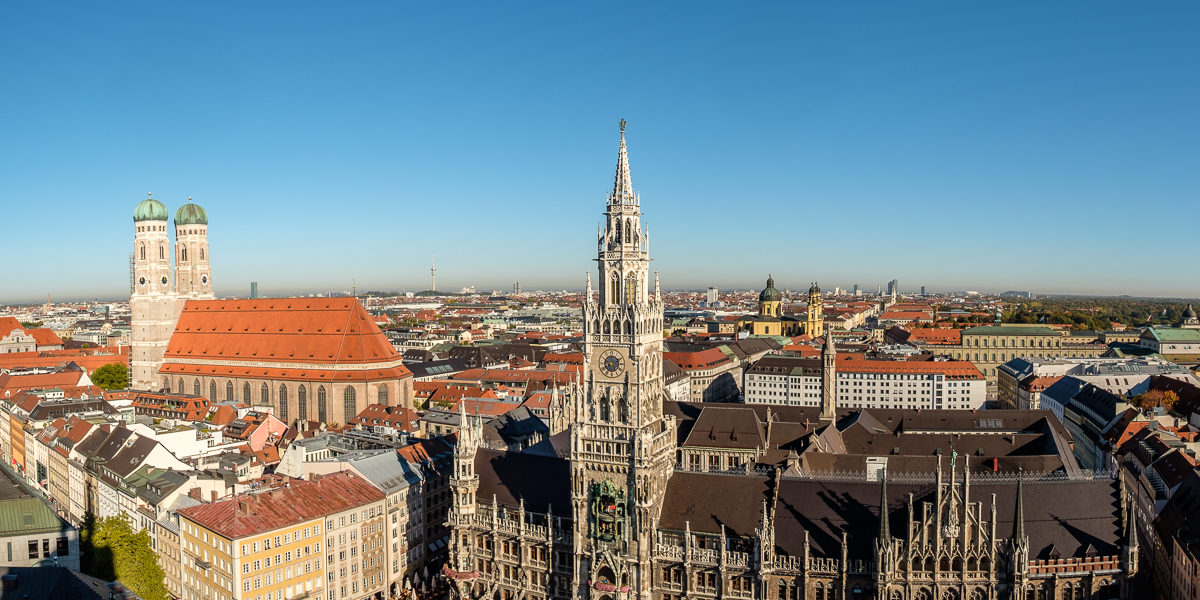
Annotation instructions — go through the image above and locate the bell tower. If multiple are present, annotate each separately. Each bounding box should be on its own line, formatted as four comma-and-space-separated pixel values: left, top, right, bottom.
174, 200, 214, 299
572, 120, 676, 599
130, 194, 178, 390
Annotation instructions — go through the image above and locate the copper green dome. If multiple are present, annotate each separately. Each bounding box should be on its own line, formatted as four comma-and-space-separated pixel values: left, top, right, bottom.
133, 196, 168, 221
759, 275, 782, 302
174, 201, 208, 225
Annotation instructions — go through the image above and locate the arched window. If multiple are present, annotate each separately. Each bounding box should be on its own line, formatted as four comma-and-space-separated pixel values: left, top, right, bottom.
297, 385, 308, 421
610, 273, 620, 305
624, 218, 631, 244
225, 381, 234, 402
243, 382, 251, 403
193, 380, 201, 396
139, 244, 146, 260
625, 273, 637, 305
378, 384, 388, 405
614, 219, 621, 244
208, 381, 217, 401
200, 248, 205, 260
317, 386, 327, 422
181, 245, 188, 261
159, 244, 165, 259
261, 383, 269, 404
279, 385, 289, 423
343, 387, 357, 423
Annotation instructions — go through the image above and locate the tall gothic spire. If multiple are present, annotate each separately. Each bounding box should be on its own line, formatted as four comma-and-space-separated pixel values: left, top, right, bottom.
878, 471, 890, 544
610, 119, 635, 205
1014, 470, 1026, 540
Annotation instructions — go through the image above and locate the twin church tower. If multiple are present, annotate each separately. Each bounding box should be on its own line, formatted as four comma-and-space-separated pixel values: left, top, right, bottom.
129, 195, 214, 389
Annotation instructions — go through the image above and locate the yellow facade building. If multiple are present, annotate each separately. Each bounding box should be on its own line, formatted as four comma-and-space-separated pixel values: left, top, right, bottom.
178, 472, 385, 600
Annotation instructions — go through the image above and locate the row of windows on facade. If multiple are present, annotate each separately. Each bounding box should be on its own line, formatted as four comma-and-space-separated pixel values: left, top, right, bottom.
604, 273, 644, 306
171, 378, 387, 423
138, 243, 205, 261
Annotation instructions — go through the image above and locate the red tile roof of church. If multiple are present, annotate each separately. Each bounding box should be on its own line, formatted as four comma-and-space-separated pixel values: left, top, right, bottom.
162, 298, 411, 380
165, 298, 402, 365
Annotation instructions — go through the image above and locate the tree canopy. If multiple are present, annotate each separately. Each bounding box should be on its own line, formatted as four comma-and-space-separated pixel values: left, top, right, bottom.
91, 363, 129, 391
80, 513, 168, 600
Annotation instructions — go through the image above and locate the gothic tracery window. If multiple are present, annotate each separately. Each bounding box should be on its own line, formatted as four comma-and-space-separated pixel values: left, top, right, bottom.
317, 386, 327, 422
279, 385, 289, 422
181, 245, 187, 261
610, 273, 620, 306
625, 273, 637, 305
624, 218, 632, 244
344, 386, 357, 423
298, 384, 308, 421
225, 380, 234, 402
139, 244, 146, 260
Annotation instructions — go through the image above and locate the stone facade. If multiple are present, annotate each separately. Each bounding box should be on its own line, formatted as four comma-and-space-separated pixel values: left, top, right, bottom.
130, 196, 214, 389
442, 125, 1139, 600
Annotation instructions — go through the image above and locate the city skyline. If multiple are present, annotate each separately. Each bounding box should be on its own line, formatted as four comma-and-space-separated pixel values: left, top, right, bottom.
3, 3, 1199, 302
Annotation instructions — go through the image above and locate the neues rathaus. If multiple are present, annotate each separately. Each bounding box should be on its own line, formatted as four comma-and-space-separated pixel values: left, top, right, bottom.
442, 123, 1138, 600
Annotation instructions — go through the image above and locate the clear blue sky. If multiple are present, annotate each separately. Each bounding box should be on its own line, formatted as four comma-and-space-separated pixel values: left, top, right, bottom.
2, 2, 1198, 303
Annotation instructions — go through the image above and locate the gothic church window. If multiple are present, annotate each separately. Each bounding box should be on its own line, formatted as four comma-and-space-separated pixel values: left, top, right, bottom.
226, 380, 234, 402
159, 245, 165, 259
298, 385, 308, 421
261, 383, 269, 404
318, 386, 327, 422
193, 380, 200, 396
243, 382, 251, 403
624, 218, 631, 243
139, 244, 146, 260
181, 246, 187, 261
200, 248, 205, 260
378, 385, 387, 405
625, 274, 637, 305
208, 381, 217, 402
344, 386, 357, 423
610, 274, 620, 305
279, 385, 289, 422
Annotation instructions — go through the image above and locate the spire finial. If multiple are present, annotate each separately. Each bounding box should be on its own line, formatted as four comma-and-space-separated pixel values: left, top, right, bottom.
147, 192, 152, 198
610, 120, 634, 204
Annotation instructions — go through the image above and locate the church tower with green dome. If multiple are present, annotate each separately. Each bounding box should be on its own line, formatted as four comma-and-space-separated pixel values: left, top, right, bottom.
130, 194, 215, 390
173, 199, 213, 298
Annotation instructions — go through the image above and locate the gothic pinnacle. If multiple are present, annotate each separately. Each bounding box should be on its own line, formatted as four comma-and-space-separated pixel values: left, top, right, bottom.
610, 119, 634, 205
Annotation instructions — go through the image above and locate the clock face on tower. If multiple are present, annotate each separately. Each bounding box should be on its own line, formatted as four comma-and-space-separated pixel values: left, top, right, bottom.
599, 349, 624, 377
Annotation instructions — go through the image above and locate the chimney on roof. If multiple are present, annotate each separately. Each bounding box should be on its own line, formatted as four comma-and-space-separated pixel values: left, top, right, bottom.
188, 487, 201, 500
238, 500, 250, 514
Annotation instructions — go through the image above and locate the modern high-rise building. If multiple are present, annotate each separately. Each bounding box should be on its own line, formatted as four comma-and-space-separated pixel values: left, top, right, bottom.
250, 281, 259, 299
706, 286, 718, 305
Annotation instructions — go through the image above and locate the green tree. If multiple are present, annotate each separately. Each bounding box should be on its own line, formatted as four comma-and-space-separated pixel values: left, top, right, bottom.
91, 363, 129, 391
19, 321, 43, 328
80, 514, 168, 600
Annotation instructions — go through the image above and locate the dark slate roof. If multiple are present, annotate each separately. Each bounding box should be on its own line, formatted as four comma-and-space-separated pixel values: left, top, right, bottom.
474, 448, 571, 516
771, 476, 1121, 560
659, 471, 772, 539
682, 406, 765, 450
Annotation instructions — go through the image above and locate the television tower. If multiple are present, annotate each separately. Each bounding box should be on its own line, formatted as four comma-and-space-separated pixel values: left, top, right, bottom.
431, 255, 437, 292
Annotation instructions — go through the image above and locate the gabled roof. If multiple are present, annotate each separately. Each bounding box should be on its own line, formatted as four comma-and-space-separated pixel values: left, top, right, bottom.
178, 472, 384, 540
163, 298, 404, 366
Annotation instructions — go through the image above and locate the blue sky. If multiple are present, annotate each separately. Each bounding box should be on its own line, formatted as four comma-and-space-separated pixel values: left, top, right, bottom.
2, 3, 1198, 303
